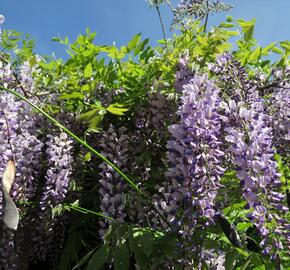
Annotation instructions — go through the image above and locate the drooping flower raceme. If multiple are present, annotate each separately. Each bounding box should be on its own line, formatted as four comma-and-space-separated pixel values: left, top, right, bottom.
174, 51, 195, 93
31, 132, 73, 263
98, 125, 130, 236
222, 99, 289, 256
40, 133, 73, 208
0, 60, 75, 269
268, 87, 290, 157
0, 83, 44, 268
208, 53, 253, 102
157, 74, 225, 242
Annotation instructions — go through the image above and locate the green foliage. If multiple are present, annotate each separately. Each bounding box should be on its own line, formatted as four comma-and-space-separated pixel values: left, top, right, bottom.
80, 223, 180, 270
1, 3, 289, 269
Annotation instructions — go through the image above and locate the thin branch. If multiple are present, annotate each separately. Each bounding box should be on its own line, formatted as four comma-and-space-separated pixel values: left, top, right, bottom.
156, 5, 167, 47
64, 204, 115, 221
203, 0, 210, 33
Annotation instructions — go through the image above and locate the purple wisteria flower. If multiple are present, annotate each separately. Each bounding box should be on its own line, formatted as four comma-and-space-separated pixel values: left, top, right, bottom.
0, 90, 44, 269
222, 99, 289, 255
135, 91, 171, 142
31, 132, 73, 262
98, 125, 130, 236
174, 51, 195, 92
268, 87, 290, 156
40, 133, 73, 208
208, 53, 253, 102
156, 74, 225, 242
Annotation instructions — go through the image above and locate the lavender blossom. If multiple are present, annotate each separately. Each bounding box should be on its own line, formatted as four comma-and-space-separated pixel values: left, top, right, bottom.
98, 125, 130, 236
0, 15, 4, 39
19, 59, 41, 92
40, 133, 73, 208
31, 132, 73, 262
268, 87, 290, 157
201, 250, 226, 270
222, 99, 289, 255
209, 53, 253, 102
0, 67, 44, 268
156, 74, 225, 248
174, 51, 195, 92
135, 91, 169, 137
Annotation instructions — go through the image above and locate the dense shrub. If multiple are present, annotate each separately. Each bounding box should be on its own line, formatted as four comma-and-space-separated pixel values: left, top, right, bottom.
0, 1, 289, 269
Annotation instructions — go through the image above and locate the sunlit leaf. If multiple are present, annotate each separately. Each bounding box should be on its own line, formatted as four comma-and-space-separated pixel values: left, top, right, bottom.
106, 104, 129, 116
84, 63, 93, 78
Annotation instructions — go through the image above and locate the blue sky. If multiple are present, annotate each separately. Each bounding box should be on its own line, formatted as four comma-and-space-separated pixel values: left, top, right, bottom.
1, 0, 289, 58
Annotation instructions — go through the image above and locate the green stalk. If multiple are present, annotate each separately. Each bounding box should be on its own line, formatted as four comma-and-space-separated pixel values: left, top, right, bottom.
64, 204, 114, 221
0, 86, 142, 195
156, 5, 167, 44
203, 0, 210, 33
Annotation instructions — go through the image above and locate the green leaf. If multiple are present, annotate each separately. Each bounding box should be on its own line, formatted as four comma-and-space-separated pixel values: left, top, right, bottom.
84, 63, 93, 78
261, 42, 277, 55
72, 247, 97, 270
226, 16, 234, 22
59, 92, 84, 100
249, 253, 263, 267
130, 229, 149, 268
224, 30, 239, 37
236, 19, 256, 41
225, 250, 238, 270
220, 22, 235, 28
81, 84, 91, 91
140, 231, 154, 257
78, 108, 99, 122
58, 229, 82, 270
114, 242, 129, 270
52, 37, 61, 42
77, 107, 105, 130
280, 40, 290, 52
42, 76, 51, 86
133, 245, 148, 269
84, 152, 91, 162
52, 204, 63, 219
127, 33, 141, 52
86, 245, 107, 270
157, 39, 167, 44
236, 222, 252, 231
240, 259, 251, 270
106, 104, 129, 116
271, 47, 283, 55
249, 47, 261, 63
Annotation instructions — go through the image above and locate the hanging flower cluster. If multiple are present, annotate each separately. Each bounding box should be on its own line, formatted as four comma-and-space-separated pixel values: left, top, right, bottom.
0, 88, 44, 269
0, 61, 75, 269
98, 125, 131, 236
153, 74, 225, 253
31, 132, 73, 263
174, 51, 195, 93
152, 54, 289, 264
0, 18, 289, 268
268, 87, 290, 157
222, 99, 289, 255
